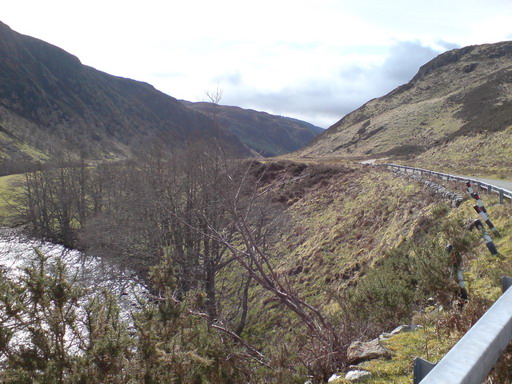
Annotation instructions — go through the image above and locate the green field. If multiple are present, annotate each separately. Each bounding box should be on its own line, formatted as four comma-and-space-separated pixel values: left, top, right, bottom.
0, 174, 22, 225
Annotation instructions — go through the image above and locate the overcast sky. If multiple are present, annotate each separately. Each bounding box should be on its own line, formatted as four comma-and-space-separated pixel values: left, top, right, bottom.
3, 1, 512, 128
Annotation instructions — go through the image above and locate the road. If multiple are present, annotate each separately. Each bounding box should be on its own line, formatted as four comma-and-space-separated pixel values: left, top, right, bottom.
469, 177, 512, 192
361, 160, 512, 191
379, 163, 512, 199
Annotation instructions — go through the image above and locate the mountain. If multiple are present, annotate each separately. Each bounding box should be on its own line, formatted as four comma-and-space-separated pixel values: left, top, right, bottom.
0, 21, 250, 168
299, 41, 512, 177
182, 101, 324, 157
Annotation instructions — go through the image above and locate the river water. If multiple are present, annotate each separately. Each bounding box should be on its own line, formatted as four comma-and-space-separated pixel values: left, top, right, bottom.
0, 227, 146, 313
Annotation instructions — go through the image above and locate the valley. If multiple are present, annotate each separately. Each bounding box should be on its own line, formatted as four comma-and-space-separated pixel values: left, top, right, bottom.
0, 21, 511, 384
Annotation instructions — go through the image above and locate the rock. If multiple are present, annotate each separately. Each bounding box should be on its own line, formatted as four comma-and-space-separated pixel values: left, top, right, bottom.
347, 338, 392, 364
328, 373, 342, 382
345, 370, 372, 381
380, 324, 421, 340
391, 324, 421, 335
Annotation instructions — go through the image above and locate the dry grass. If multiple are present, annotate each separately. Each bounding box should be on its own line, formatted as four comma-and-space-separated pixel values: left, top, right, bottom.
240, 160, 446, 346
411, 126, 512, 179
296, 43, 512, 176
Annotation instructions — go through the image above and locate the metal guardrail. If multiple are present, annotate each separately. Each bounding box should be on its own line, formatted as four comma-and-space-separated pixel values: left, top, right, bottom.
378, 163, 512, 382
380, 163, 512, 204
414, 277, 512, 384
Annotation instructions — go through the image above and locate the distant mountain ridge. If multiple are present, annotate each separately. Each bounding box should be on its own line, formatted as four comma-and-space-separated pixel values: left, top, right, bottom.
0, 21, 250, 166
299, 41, 512, 175
0, 21, 324, 168
182, 101, 324, 157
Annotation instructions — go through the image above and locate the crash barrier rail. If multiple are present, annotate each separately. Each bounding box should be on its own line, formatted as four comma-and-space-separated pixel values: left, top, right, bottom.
377, 163, 511, 382
380, 163, 512, 204
414, 277, 512, 384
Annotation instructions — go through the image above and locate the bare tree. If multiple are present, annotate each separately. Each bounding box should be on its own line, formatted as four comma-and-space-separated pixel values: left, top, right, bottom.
14, 153, 91, 245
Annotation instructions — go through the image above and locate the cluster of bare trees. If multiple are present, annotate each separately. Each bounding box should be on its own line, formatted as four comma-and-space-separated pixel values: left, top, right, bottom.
15, 155, 98, 245
13, 141, 345, 381
81, 144, 249, 323
13, 144, 276, 329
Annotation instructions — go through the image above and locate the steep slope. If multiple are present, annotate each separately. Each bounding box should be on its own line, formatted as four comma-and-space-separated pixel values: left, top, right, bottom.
244, 161, 512, 383
299, 41, 512, 175
182, 101, 324, 156
0, 21, 250, 166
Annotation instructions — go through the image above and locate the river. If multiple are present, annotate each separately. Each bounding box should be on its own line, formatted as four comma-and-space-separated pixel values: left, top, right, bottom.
0, 227, 146, 313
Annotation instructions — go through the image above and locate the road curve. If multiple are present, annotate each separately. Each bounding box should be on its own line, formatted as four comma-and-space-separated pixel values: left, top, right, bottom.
469, 177, 512, 192
379, 163, 512, 198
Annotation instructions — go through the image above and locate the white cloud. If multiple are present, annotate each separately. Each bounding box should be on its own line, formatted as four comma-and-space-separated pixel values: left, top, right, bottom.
220, 41, 442, 127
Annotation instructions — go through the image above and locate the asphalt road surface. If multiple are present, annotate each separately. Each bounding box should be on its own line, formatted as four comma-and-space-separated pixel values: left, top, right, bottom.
471, 177, 512, 192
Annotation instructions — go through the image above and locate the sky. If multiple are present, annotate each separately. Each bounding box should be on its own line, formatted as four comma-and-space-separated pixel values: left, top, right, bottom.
3, 1, 512, 128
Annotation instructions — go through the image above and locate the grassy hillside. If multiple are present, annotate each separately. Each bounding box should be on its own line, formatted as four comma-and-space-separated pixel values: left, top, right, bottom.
212, 163, 438, 374
257, 163, 433, 296
407, 125, 512, 179
223, 160, 512, 382
0, 174, 22, 225
297, 42, 512, 177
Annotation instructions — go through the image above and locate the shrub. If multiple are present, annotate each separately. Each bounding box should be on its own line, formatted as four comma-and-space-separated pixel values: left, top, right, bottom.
0, 248, 132, 383
343, 232, 466, 336
344, 245, 415, 333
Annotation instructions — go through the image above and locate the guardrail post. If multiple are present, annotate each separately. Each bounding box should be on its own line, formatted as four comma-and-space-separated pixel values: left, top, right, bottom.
446, 244, 468, 299
415, 276, 512, 384
503, 277, 512, 293
499, 190, 504, 205
413, 358, 436, 384
469, 219, 499, 256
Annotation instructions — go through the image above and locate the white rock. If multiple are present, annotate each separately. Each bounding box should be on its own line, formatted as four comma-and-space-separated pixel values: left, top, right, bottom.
345, 370, 372, 381
381, 324, 421, 340
328, 373, 342, 382
390, 324, 421, 335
